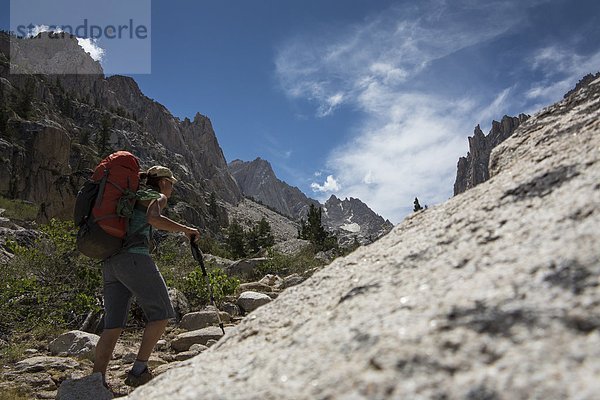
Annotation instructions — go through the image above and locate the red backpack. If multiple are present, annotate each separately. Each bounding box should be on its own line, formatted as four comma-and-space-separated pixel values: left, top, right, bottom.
74, 151, 141, 259
91, 151, 141, 238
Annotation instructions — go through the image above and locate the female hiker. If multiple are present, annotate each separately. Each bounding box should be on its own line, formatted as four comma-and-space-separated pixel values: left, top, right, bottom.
92, 165, 200, 387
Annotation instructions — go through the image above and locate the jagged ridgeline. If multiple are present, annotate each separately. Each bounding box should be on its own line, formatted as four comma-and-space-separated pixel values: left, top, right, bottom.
228, 157, 394, 245
0, 30, 238, 230
454, 72, 600, 196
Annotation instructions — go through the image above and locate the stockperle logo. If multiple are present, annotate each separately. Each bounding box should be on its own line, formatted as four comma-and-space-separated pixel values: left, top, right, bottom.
15, 19, 149, 40
10, 0, 152, 75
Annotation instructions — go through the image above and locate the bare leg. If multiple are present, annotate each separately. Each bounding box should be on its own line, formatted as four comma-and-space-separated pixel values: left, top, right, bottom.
135, 319, 169, 362
93, 327, 123, 378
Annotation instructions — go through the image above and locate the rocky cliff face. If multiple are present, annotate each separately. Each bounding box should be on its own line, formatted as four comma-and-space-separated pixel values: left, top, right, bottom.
0, 31, 241, 224
454, 114, 529, 195
125, 76, 600, 399
229, 158, 393, 244
228, 158, 317, 219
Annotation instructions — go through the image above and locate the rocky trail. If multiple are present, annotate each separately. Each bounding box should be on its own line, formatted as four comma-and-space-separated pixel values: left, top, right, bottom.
0, 272, 306, 399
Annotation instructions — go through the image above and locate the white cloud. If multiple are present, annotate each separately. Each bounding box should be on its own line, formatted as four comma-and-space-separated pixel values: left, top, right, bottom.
525, 46, 600, 105
324, 92, 470, 218
275, 0, 542, 222
477, 87, 513, 130
76, 37, 105, 62
311, 175, 341, 192
317, 92, 345, 117
275, 0, 536, 119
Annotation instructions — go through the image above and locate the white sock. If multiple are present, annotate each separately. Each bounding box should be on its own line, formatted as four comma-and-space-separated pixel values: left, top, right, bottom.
131, 359, 148, 376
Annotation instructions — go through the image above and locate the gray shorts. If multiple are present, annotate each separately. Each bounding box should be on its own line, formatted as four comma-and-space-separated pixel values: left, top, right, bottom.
102, 252, 175, 329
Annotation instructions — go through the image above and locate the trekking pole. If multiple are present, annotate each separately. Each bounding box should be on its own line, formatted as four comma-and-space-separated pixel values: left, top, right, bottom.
190, 235, 225, 335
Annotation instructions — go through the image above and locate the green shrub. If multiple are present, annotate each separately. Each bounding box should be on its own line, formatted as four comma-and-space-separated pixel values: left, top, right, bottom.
0, 323, 62, 364
197, 234, 232, 260
179, 267, 239, 309
252, 246, 323, 280
0, 219, 101, 338
0, 196, 38, 221
154, 235, 239, 309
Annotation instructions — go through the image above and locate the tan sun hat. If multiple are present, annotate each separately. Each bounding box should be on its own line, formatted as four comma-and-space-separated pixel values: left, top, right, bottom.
147, 166, 177, 183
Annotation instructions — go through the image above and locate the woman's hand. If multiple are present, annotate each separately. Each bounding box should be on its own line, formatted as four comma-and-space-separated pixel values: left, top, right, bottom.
184, 227, 200, 243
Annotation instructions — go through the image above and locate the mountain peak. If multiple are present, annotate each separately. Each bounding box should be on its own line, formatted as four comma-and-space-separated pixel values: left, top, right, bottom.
326, 194, 340, 203
9, 31, 104, 75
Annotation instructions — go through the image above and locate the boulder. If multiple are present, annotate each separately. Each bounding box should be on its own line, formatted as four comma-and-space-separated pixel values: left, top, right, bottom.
236, 291, 272, 313
171, 326, 227, 352
0, 371, 56, 391
154, 362, 183, 376
221, 302, 240, 317
266, 292, 279, 300
272, 239, 311, 256
56, 372, 113, 400
203, 254, 235, 269
156, 339, 168, 350
148, 356, 168, 368
225, 258, 269, 279
258, 274, 284, 288
179, 310, 230, 331
168, 287, 190, 322
49, 330, 99, 361
189, 344, 208, 352
14, 356, 79, 373
179, 311, 215, 331
314, 250, 335, 264
236, 281, 273, 295
174, 350, 200, 361
282, 273, 304, 288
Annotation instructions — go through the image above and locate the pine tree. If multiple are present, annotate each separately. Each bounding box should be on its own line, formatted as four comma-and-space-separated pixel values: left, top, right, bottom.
96, 114, 112, 156
299, 204, 337, 252
80, 128, 91, 146
15, 80, 34, 119
246, 217, 274, 254
0, 106, 8, 138
55, 78, 64, 93
226, 219, 246, 259
256, 217, 274, 249
58, 95, 73, 118
208, 192, 218, 218
413, 197, 423, 212
246, 225, 260, 254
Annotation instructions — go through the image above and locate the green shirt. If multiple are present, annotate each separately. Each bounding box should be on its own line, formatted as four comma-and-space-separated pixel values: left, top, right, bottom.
126, 206, 151, 255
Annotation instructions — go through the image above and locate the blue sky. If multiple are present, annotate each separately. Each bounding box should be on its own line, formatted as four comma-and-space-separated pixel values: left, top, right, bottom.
3, 0, 600, 223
